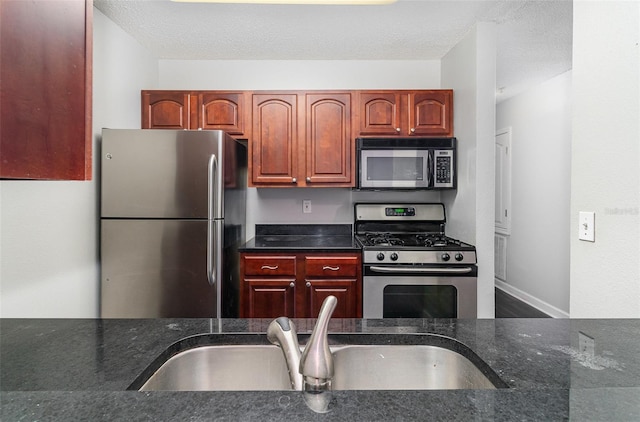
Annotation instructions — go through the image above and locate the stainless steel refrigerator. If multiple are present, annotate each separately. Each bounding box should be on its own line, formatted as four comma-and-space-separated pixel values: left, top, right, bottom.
100, 129, 247, 318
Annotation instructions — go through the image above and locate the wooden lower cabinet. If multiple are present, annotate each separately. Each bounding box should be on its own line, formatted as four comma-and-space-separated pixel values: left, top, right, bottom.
240, 252, 362, 318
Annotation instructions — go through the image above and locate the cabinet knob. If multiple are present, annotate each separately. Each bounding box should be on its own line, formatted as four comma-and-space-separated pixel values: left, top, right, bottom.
410, 128, 415, 133
292, 177, 297, 183
396, 127, 401, 132
306, 282, 311, 288
290, 282, 295, 288
306, 177, 311, 183
323, 266, 339, 271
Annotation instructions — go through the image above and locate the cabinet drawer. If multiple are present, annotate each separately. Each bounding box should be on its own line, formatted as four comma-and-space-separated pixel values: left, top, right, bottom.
243, 255, 296, 276
305, 256, 359, 277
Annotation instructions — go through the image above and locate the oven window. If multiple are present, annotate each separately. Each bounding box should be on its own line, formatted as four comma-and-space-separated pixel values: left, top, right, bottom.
367, 157, 424, 181
382, 285, 457, 318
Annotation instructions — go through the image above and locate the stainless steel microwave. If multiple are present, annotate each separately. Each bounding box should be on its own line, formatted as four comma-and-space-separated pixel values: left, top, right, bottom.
356, 137, 456, 190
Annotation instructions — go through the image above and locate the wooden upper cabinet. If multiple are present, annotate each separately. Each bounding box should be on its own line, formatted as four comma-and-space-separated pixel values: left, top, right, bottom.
141, 91, 191, 130
357, 91, 402, 136
1, 0, 92, 180
141, 91, 249, 136
251, 93, 299, 186
357, 90, 453, 137
195, 92, 248, 136
305, 93, 352, 186
409, 90, 453, 137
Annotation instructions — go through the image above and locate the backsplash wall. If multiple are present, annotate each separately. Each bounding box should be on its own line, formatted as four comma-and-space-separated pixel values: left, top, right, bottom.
246, 188, 441, 239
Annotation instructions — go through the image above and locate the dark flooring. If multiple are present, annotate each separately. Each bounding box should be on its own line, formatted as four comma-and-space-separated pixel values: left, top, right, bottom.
495, 288, 551, 318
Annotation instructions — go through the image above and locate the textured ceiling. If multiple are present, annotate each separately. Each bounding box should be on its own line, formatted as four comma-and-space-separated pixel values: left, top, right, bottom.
94, 0, 572, 101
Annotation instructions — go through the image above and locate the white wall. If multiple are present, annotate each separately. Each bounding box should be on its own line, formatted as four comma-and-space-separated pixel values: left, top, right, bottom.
441, 23, 497, 318
0, 8, 159, 317
159, 60, 441, 90
570, 2, 640, 317
496, 71, 572, 317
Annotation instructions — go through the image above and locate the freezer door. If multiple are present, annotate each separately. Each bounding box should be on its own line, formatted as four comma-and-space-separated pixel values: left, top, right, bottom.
101, 129, 228, 219
101, 219, 218, 318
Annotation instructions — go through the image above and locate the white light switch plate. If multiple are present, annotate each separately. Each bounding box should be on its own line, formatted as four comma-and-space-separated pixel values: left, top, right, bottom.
579, 211, 595, 242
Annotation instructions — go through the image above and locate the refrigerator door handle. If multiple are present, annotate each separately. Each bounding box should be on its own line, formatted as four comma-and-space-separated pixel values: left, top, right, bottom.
207, 154, 218, 287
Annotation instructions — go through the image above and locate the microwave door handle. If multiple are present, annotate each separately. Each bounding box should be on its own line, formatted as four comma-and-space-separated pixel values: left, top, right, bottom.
427, 150, 434, 188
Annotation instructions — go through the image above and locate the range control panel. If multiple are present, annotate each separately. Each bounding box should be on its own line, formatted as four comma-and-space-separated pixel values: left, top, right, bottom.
385, 207, 416, 217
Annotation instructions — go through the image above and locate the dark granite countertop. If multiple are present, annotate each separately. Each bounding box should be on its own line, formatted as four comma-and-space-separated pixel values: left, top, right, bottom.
2, 318, 639, 421
240, 224, 360, 252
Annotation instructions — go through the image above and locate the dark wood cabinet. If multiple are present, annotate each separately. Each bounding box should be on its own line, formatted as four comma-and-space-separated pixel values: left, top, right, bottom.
142, 91, 249, 136
1, 0, 92, 180
141, 91, 191, 130
196, 92, 248, 135
357, 90, 453, 137
250, 93, 299, 186
304, 92, 353, 186
250, 91, 353, 188
240, 252, 362, 318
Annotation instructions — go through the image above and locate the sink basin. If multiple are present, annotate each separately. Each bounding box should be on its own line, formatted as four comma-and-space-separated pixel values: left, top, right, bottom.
138, 345, 292, 391
331, 344, 496, 390
130, 334, 506, 391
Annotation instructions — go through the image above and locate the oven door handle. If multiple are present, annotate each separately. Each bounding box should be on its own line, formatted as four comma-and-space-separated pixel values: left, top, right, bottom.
369, 266, 474, 274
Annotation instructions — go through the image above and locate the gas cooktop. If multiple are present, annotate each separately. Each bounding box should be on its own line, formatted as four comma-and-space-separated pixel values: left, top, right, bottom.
355, 233, 475, 249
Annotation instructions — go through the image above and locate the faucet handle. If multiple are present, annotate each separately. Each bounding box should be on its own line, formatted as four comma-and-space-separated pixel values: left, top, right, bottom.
299, 295, 337, 390
267, 316, 303, 391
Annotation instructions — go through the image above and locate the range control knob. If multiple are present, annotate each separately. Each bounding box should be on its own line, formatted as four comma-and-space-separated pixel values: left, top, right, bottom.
441, 253, 451, 262
390, 253, 399, 261
376, 253, 385, 261
455, 253, 464, 261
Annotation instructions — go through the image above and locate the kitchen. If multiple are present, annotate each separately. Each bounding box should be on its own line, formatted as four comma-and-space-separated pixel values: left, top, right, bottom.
1, 0, 639, 419
2, 0, 637, 320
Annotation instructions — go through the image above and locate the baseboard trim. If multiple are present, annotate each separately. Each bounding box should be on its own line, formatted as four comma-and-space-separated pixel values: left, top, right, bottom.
495, 279, 569, 319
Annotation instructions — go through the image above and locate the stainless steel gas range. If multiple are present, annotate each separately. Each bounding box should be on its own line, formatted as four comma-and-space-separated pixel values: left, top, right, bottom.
354, 203, 477, 319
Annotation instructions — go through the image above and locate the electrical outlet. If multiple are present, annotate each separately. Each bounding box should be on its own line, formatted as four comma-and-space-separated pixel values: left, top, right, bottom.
579, 332, 595, 356
303, 199, 312, 214
579, 211, 595, 242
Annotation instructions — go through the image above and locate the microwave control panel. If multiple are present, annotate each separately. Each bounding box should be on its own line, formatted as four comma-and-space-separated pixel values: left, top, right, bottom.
433, 150, 454, 187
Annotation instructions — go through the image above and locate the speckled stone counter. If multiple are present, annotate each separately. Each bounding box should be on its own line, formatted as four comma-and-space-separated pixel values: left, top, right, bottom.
240, 224, 360, 252
2, 318, 639, 421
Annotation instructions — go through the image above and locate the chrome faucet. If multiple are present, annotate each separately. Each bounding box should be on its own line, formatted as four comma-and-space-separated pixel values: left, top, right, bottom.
266, 316, 303, 390
267, 295, 338, 392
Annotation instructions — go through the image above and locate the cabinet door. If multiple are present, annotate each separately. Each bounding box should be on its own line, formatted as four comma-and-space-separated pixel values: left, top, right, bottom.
242, 278, 296, 318
251, 93, 299, 186
305, 279, 358, 318
141, 91, 191, 130
304, 93, 353, 186
357, 91, 402, 136
408, 90, 453, 137
197, 92, 247, 135
304, 254, 361, 318
1, 0, 92, 180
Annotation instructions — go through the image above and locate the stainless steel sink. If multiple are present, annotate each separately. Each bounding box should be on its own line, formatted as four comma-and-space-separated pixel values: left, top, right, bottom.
331, 344, 496, 390
138, 345, 292, 391
131, 334, 506, 391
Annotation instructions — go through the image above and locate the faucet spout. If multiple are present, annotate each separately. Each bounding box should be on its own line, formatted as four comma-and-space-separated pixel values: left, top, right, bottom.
267, 317, 303, 390
299, 295, 337, 391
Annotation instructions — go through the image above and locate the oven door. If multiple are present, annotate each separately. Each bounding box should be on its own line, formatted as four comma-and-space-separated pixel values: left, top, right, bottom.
359, 149, 431, 189
362, 266, 477, 319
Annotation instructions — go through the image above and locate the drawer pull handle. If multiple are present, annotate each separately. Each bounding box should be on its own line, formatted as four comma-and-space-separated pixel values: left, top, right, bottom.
323, 266, 340, 271
261, 265, 279, 270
